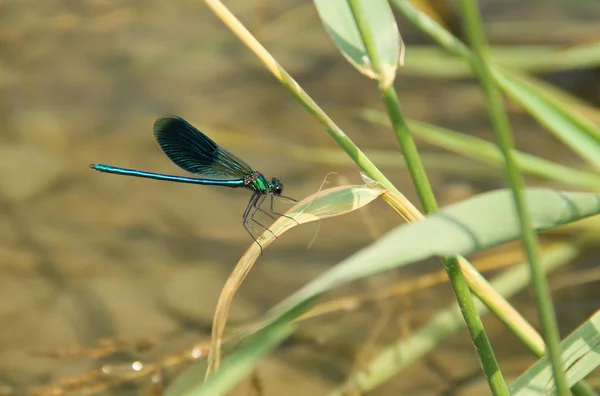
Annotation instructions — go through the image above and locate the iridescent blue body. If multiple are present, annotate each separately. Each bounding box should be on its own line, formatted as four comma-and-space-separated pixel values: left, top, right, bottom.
90, 116, 293, 248
90, 164, 248, 187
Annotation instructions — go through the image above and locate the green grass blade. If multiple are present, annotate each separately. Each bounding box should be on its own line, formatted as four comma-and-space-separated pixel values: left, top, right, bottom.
343, 1, 505, 388
510, 311, 600, 395
493, 68, 600, 170
313, 0, 403, 88
329, 242, 583, 394
400, 43, 600, 77
361, 109, 600, 190
459, 0, 567, 391
269, 188, 600, 319
503, 71, 600, 127
497, 69, 600, 142
390, 0, 600, 172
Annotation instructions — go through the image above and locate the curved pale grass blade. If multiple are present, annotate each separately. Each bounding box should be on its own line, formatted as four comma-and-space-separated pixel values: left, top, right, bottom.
205, 184, 385, 376
314, 0, 404, 88
269, 184, 387, 239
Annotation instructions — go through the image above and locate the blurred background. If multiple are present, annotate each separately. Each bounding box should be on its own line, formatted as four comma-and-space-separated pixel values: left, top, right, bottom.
1, 0, 599, 394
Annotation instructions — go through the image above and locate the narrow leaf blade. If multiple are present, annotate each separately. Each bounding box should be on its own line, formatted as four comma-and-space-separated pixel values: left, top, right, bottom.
270, 188, 600, 318
314, 0, 403, 87
493, 68, 600, 170
510, 311, 600, 395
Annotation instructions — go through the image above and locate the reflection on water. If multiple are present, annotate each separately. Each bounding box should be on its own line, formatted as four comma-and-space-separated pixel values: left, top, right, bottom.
0, 0, 599, 394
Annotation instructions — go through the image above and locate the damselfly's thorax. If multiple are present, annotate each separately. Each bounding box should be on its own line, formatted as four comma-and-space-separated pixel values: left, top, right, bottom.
244, 171, 261, 186
244, 172, 283, 196
245, 171, 269, 193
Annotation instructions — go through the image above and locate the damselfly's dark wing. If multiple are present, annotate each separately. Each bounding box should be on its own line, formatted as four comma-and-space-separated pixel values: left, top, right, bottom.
153, 116, 254, 180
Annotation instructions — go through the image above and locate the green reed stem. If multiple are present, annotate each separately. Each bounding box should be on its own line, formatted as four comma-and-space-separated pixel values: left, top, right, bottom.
203, 0, 398, 195
388, 2, 597, 395
457, 1, 569, 394
347, 0, 508, 394
205, 1, 593, 393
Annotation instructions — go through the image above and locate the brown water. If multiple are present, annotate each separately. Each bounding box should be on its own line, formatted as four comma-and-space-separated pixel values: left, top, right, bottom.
1, 0, 599, 395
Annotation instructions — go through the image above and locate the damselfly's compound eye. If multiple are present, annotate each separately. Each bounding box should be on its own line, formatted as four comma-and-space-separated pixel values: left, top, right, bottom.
272, 178, 283, 195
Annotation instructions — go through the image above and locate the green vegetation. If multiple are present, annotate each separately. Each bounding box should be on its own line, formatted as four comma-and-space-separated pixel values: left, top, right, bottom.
164, 1, 600, 395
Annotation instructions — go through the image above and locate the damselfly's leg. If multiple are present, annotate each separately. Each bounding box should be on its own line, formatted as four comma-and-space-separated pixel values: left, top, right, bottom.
256, 205, 276, 220
249, 194, 276, 238
270, 194, 299, 225
242, 192, 263, 252
243, 195, 261, 237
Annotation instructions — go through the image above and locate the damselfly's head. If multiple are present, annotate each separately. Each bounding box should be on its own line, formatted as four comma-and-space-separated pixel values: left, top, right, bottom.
270, 177, 284, 196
